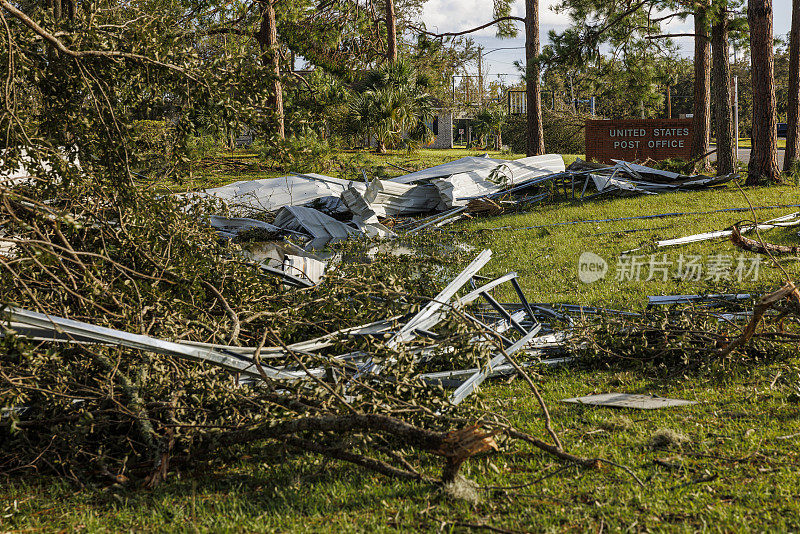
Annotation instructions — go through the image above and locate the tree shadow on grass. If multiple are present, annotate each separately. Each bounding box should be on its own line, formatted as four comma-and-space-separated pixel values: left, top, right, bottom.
2, 446, 436, 530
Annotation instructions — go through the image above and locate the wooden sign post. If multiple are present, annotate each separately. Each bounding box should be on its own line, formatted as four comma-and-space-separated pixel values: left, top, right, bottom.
585, 119, 693, 164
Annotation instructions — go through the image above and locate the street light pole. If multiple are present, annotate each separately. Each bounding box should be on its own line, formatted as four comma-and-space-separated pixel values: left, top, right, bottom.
734, 74, 739, 162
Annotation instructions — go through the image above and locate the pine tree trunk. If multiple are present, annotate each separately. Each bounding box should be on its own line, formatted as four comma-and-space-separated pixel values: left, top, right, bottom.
784, 0, 800, 173
258, 0, 285, 140
712, 17, 736, 175
524, 0, 544, 156
386, 0, 398, 61
747, 0, 779, 184
691, 4, 712, 168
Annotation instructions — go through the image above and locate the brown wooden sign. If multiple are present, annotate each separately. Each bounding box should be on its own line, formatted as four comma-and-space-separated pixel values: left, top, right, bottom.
585, 119, 693, 164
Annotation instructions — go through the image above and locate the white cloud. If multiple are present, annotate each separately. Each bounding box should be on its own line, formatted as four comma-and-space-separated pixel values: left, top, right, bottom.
421, 0, 571, 37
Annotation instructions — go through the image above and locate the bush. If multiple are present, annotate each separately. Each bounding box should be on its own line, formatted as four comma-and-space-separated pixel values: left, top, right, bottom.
501, 110, 590, 154
256, 131, 333, 173
129, 120, 175, 171
186, 134, 227, 161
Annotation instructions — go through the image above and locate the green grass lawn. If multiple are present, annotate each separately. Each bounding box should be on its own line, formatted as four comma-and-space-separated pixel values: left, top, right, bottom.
730, 138, 787, 150
4, 151, 800, 532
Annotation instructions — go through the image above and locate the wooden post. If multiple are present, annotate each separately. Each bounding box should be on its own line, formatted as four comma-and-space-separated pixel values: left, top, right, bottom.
666, 85, 672, 119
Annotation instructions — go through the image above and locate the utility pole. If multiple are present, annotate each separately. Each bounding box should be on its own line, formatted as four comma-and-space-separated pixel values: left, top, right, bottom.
568, 74, 576, 112
666, 85, 672, 119
477, 46, 484, 106
734, 74, 739, 161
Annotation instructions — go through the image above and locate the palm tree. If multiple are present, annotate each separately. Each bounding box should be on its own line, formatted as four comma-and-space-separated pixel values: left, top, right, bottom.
348, 60, 435, 153
473, 106, 507, 150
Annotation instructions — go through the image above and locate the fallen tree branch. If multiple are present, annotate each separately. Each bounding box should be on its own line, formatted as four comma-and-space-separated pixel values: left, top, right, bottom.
501, 427, 645, 487
202, 414, 498, 482
718, 282, 800, 357
730, 225, 800, 255
406, 17, 524, 38
284, 436, 433, 482
0, 0, 197, 80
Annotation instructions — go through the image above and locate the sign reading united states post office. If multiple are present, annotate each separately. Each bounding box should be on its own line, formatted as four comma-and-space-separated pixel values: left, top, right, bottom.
585, 119, 693, 164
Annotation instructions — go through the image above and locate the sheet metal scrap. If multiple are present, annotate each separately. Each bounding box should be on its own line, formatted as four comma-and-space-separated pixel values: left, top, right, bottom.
353, 249, 495, 378
647, 293, 752, 308
654, 212, 800, 248
567, 158, 736, 197
561, 393, 697, 409
6, 311, 402, 361
389, 154, 565, 185
5, 250, 570, 406
192, 155, 565, 243
186, 173, 365, 216
4, 307, 312, 381
209, 215, 284, 240
273, 205, 359, 242
341, 178, 443, 219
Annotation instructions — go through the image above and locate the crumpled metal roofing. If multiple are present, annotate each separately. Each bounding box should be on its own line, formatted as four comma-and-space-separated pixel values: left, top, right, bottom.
389, 154, 565, 184
188, 173, 367, 215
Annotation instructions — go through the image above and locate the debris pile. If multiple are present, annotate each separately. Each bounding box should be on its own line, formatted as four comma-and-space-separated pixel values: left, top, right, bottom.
189, 154, 740, 285
566, 158, 736, 197
5, 145, 796, 492
6, 250, 571, 406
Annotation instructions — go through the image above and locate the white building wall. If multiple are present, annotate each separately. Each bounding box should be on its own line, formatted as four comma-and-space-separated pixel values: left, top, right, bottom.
426, 111, 453, 149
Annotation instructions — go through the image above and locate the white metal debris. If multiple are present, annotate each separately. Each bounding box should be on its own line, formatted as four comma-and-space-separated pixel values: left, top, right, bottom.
390, 154, 565, 185
341, 178, 443, 219
188, 173, 366, 216
4, 307, 308, 380
561, 393, 697, 409
273, 205, 359, 242
408, 154, 566, 208
282, 254, 327, 285
449, 325, 543, 405
647, 294, 752, 307
655, 212, 800, 248
208, 215, 283, 239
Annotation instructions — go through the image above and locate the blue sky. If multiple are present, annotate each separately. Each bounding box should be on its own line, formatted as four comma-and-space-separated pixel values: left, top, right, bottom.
420, 2, 794, 84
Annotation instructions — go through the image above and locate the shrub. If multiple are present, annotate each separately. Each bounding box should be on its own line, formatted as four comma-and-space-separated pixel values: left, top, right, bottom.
186, 134, 227, 161
256, 131, 333, 173
501, 109, 590, 154
129, 120, 175, 171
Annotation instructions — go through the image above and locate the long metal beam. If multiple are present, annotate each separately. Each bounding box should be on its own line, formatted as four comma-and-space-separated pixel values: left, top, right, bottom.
4, 307, 312, 380
449, 324, 543, 406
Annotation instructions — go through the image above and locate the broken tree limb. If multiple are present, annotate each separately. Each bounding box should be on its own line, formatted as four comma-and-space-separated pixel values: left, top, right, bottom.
0, 0, 197, 80
284, 436, 433, 483
718, 282, 800, 357
730, 225, 800, 255
501, 427, 645, 487
199, 414, 498, 483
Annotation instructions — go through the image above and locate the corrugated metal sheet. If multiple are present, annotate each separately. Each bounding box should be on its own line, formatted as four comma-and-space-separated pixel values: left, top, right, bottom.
341, 178, 443, 219
273, 205, 358, 241
390, 154, 564, 185
189, 173, 367, 215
